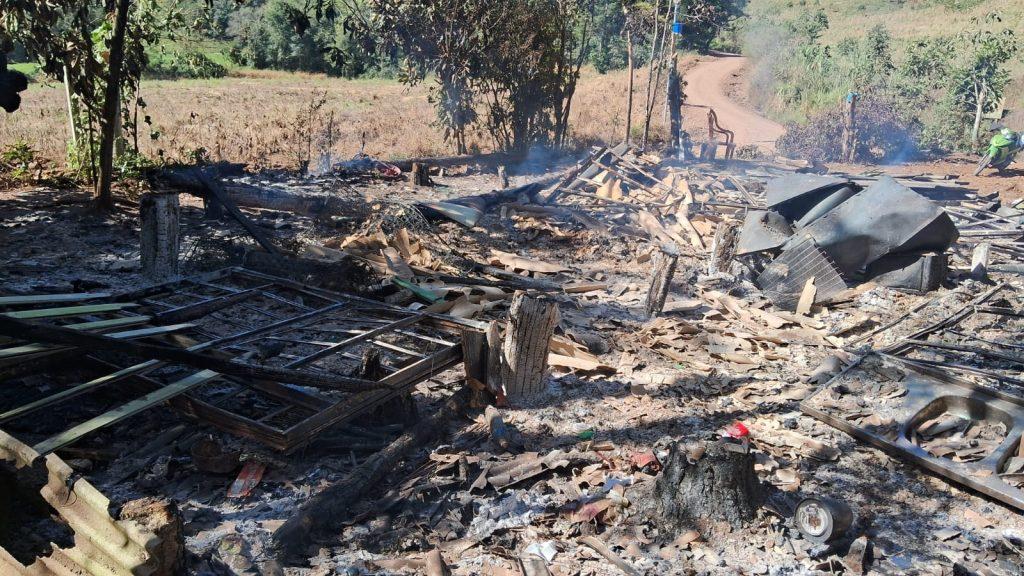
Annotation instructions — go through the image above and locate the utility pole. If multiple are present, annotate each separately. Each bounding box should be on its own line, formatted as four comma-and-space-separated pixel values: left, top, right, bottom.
625, 22, 634, 145
667, 0, 684, 156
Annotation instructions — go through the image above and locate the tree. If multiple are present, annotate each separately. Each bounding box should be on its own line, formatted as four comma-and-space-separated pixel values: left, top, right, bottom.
952, 13, 1018, 144
677, 0, 742, 52
96, 0, 132, 209
1, 0, 175, 207
366, 0, 595, 153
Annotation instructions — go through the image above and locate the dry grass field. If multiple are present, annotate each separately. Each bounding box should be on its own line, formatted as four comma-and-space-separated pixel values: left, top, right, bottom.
1, 66, 676, 170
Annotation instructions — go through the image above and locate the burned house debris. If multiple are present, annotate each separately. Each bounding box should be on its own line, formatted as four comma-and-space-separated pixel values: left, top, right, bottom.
740, 174, 960, 309
3, 141, 1024, 575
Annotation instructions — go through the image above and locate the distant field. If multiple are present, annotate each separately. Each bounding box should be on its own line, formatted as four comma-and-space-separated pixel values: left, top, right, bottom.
744, 0, 1024, 115
8, 62, 40, 80
0, 67, 672, 169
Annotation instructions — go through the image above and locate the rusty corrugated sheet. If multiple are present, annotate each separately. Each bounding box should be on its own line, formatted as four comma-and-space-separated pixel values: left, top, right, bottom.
0, 429, 165, 576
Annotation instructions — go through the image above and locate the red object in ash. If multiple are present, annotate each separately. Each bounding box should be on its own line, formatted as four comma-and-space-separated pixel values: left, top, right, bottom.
723, 421, 749, 439
630, 450, 662, 473
227, 461, 266, 498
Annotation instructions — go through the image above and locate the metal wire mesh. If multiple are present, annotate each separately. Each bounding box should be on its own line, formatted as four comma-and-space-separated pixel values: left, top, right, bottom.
758, 237, 847, 310
354, 201, 460, 269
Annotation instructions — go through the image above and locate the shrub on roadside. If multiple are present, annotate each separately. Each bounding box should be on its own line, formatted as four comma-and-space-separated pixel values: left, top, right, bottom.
743, 11, 1019, 159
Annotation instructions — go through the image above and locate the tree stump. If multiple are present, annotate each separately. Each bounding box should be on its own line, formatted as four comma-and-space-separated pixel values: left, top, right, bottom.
707, 221, 739, 275
655, 440, 763, 534
119, 497, 184, 576
645, 243, 679, 318
497, 165, 509, 189
140, 192, 180, 280
971, 242, 991, 281
410, 162, 432, 186
500, 292, 559, 403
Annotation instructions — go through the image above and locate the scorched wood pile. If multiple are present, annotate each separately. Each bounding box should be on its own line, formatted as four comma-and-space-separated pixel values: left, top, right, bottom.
1, 146, 1024, 575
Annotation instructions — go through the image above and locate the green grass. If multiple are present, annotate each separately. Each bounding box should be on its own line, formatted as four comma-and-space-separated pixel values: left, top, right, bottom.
145, 37, 236, 73
9, 62, 40, 82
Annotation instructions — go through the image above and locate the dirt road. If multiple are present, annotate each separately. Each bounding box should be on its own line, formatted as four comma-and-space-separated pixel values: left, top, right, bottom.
684, 56, 785, 152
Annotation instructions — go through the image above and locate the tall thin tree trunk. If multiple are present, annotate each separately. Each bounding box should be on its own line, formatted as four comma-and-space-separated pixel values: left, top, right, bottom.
643, 5, 672, 149
625, 27, 634, 144
96, 0, 131, 210
972, 81, 987, 145
63, 65, 78, 149
640, 0, 662, 150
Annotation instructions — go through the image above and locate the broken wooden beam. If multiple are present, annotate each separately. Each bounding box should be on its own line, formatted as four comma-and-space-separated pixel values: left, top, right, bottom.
971, 242, 991, 280
195, 169, 283, 257
707, 221, 738, 275
156, 165, 282, 256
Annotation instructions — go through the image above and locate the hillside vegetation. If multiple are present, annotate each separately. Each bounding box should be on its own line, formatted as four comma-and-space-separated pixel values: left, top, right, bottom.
747, 0, 1022, 44
740, 0, 1023, 159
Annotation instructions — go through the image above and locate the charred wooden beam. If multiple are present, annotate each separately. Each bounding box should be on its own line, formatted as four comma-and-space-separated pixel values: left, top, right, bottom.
272, 386, 470, 558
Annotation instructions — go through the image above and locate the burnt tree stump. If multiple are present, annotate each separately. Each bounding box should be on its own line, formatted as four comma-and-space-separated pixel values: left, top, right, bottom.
500, 292, 559, 403
655, 440, 764, 534
410, 162, 432, 186
645, 243, 679, 318
140, 192, 180, 280
707, 221, 739, 275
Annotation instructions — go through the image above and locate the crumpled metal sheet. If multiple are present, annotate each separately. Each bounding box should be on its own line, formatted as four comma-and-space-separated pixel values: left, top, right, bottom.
783, 176, 959, 280
793, 185, 859, 229
736, 210, 794, 255
0, 429, 164, 576
766, 174, 850, 221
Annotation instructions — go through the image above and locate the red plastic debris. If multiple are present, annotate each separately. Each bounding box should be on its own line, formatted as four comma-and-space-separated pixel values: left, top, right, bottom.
723, 421, 750, 439
227, 461, 266, 498
630, 450, 662, 473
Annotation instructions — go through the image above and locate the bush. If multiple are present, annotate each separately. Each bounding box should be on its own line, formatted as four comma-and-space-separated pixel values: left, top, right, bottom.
0, 140, 38, 182
777, 95, 918, 163
147, 50, 228, 79
226, 0, 390, 77
744, 12, 1019, 159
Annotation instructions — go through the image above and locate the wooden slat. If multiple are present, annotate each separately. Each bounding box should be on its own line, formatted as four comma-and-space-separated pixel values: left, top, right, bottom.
4, 303, 137, 319
63, 315, 152, 331
33, 369, 221, 455
0, 322, 192, 360
283, 314, 425, 368
154, 286, 268, 324
0, 304, 347, 424
0, 293, 111, 306
0, 315, 150, 347
281, 343, 462, 452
